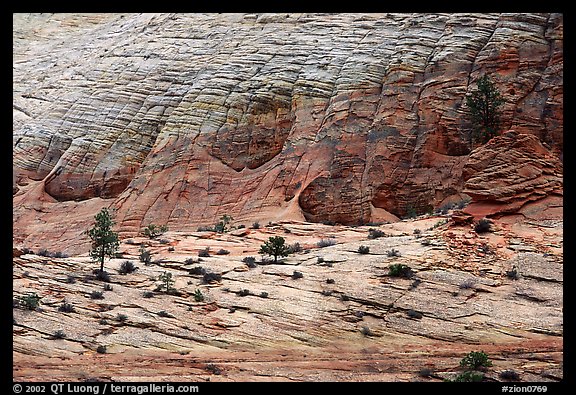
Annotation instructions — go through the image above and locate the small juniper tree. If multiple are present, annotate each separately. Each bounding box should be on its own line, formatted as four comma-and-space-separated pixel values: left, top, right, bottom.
259, 236, 290, 264
465, 74, 505, 144
143, 224, 168, 239
158, 271, 175, 293
87, 208, 120, 274
214, 214, 233, 233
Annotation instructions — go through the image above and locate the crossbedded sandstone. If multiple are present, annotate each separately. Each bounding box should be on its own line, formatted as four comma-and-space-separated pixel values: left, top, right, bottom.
13, 13, 562, 252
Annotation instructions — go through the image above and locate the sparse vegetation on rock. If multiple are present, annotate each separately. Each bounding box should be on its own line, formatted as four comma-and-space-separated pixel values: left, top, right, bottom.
193, 289, 205, 302
357, 245, 370, 254
259, 236, 290, 263
139, 246, 152, 265
198, 247, 211, 257
87, 208, 120, 274
460, 351, 493, 370
317, 239, 336, 248
18, 292, 41, 310
292, 271, 304, 279
465, 74, 505, 144
368, 228, 385, 239
474, 218, 492, 234
214, 214, 233, 233
118, 260, 138, 274
388, 264, 413, 278
157, 271, 175, 293
142, 224, 168, 239
90, 291, 104, 300
58, 302, 75, 313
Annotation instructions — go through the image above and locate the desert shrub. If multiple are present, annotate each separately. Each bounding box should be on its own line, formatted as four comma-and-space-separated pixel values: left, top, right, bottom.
386, 248, 401, 257
474, 218, 492, 233
184, 258, 196, 265
103, 284, 113, 291
452, 371, 484, 382
286, 242, 303, 254
198, 247, 211, 257
143, 224, 168, 239
96, 345, 107, 354
216, 249, 230, 255
259, 291, 269, 298
436, 202, 455, 215
406, 309, 423, 319
214, 214, 233, 234
189, 266, 207, 276
206, 363, 222, 375
316, 257, 325, 264
340, 294, 350, 301
52, 251, 69, 258
143, 291, 154, 298
139, 246, 152, 265
317, 239, 336, 248
418, 368, 434, 378
368, 228, 385, 239
237, 289, 250, 297
90, 291, 104, 300
499, 369, 520, 381
326, 278, 335, 284
388, 263, 413, 278
242, 256, 257, 268
157, 310, 173, 318
37, 248, 51, 257
21, 247, 34, 254
168, 246, 175, 252
357, 245, 370, 254
65, 275, 77, 284
116, 313, 128, 322
413, 229, 422, 237
19, 292, 41, 310
459, 279, 476, 290
420, 239, 432, 246
505, 265, 519, 280
118, 260, 138, 274
251, 222, 261, 229
52, 330, 66, 339
193, 289, 205, 302
292, 271, 304, 279
197, 225, 215, 232
58, 302, 75, 313
460, 351, 493, 370
360, 326, 373, 337
93, 270, 111, 282
454, 197, 471, 210
202, 272, 222, 284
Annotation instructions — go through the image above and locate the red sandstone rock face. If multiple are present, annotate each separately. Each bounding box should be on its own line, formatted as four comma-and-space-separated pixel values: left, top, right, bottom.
13, 13, 563, 252
462, 131, 563, 216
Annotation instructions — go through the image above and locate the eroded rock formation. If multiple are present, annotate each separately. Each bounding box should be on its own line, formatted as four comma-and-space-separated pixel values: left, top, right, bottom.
13, 13, 563, 254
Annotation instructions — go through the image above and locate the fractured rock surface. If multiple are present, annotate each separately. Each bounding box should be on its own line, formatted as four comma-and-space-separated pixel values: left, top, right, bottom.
13, 216, 562, 381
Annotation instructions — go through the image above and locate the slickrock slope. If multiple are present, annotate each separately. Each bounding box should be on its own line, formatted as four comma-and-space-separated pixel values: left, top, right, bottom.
13, 13, 563, 255
13, 216, 562, 381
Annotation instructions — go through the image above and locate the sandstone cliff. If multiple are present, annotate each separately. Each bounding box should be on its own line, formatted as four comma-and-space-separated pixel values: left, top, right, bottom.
13, 13, 563, 254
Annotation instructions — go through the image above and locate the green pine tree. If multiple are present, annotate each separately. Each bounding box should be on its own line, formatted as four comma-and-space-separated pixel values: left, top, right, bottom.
259, 236, 290, 263
87, 208, 120, 274
465, 74, 505, 144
